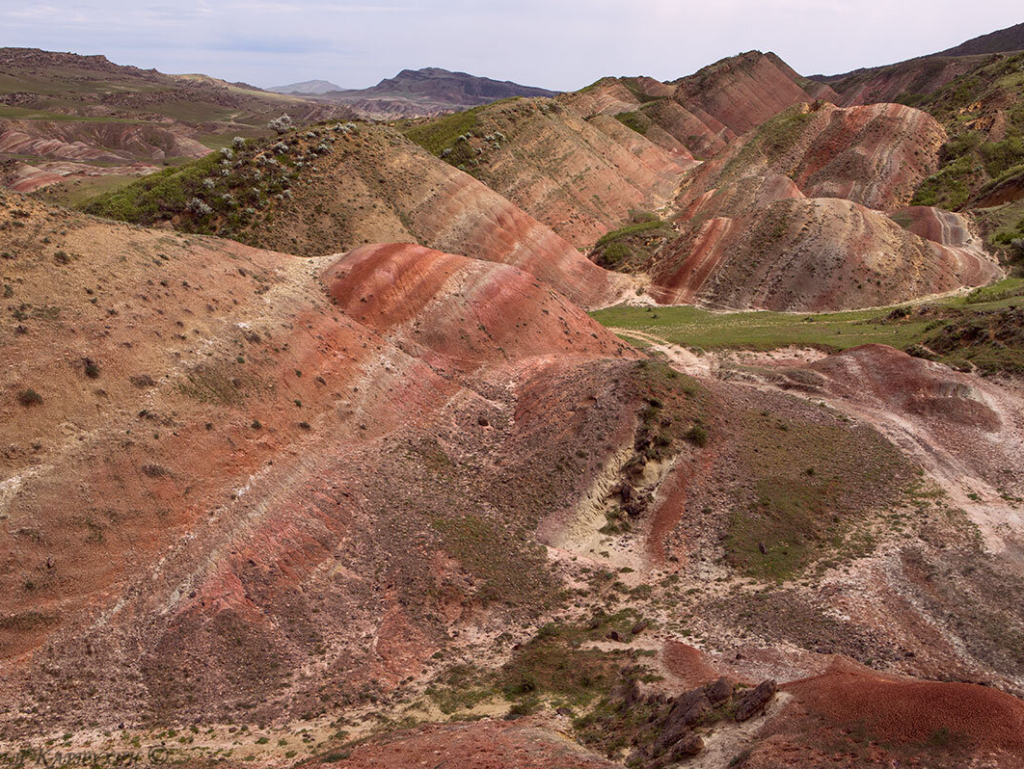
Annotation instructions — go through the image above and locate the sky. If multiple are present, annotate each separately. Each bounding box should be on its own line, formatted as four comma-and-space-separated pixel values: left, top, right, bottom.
2, 1, 1021, 91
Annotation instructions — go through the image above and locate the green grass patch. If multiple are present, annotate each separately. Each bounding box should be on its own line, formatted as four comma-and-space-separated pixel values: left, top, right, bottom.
911, 154, 981, 209
591, 278, 1024, 376
724, 412, 908, 581
979, 134, 1024, 179
963, 277, 1024, 304
31, 174, 139, 208
402, 107, 484, 156
82, 153, 222, 226
0, 106, 141, 123
590, 212, 675, 273
430, 514, 554, 608
595, 217, 669, 248
614, 111, 650, 135
425, 612, 651, 717
590, 304, 931, 352
80, 130, 306, 235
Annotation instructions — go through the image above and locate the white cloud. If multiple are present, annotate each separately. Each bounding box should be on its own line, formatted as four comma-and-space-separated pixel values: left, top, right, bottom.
2, 0, 1020, 90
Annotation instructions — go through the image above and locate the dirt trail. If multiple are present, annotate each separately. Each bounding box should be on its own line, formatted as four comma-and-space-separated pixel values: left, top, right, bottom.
607, 328, 711, 374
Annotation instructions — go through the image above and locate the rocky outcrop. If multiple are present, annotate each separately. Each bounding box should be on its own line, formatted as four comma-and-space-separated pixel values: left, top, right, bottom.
618, 676, 776, 767
734, 679, 778, 721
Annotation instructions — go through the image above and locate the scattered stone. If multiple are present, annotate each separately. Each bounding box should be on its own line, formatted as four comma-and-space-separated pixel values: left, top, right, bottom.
734, 679, 777, 722
670, 733, 705, 759
705, 676, 733, 706
655, 690, 711, 753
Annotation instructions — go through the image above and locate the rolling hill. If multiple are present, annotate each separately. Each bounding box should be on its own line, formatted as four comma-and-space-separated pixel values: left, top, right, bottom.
3, 27, 1024, 769
0, 48, 349, 197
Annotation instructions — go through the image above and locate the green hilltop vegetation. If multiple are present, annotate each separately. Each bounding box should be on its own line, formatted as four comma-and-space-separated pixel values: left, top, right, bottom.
908, 52, 1024, 217
399, 96, 537, 173
80, 122, 359, 239
589, 211, 677, 273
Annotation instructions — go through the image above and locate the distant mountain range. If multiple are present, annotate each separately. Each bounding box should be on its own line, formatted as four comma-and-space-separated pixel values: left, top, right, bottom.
933, 20, 1024, 57
269, 79, 345, 96
274, 67, 558, 118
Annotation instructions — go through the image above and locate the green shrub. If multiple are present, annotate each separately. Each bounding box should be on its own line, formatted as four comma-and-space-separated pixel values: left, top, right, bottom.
595, 219, 669, 247
600, 242, 632, 266
911, 155, 979, 209
939, 131, 983, 164
17, 388, 42, 406
686, 424, 709, 447
979, 135, 1024, 178
403, 108, 483, 156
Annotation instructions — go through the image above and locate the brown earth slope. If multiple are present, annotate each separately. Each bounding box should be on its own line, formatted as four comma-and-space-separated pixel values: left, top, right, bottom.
817, 55, 992, 107
2, 192, 1023, 767
670, 51, 823, 135
562, 52, 827, 162
405, 97, 694, 247
0, 195, 647, 737
677, 101, 947, 212
651, 195, 999, 309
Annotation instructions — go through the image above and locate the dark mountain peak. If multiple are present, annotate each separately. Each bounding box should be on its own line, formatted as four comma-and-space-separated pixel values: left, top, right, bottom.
317, 67, 557, 118
269, 79, 345, 95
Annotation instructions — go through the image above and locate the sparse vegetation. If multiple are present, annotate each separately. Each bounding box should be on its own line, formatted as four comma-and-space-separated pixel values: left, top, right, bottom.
402, 107, 484, 157
719, 105, 815, 182
17, 388, 43, 406
82, 124, 348, 236
430, 514, 555, 608
720, 410, 910, 581
907, 51, 1024, 209
426, 612, 652, 718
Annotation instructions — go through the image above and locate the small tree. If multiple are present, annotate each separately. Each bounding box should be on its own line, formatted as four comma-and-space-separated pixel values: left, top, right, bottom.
1011, 238, 1024, 261
268, 114, 293, 135
186, 198, 213, 217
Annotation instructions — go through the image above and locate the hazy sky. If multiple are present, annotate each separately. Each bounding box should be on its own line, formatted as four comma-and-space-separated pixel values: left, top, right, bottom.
2, 1, 1021, 91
